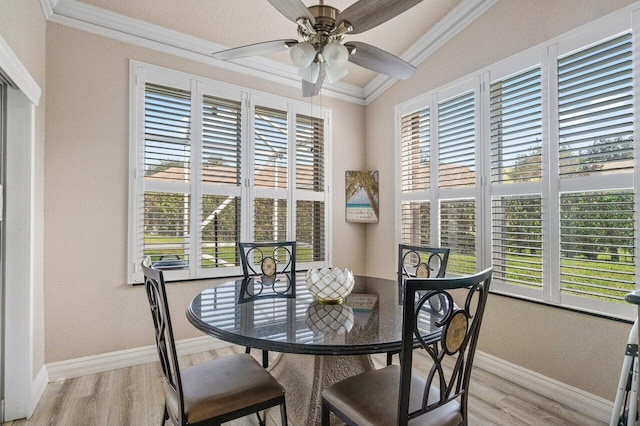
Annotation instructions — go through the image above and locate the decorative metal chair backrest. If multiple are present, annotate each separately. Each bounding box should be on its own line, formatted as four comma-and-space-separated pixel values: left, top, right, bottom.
238, 241, 296, 284
142, 257, 185, 425
397, 244, 450, 284
397, 268, 492, 425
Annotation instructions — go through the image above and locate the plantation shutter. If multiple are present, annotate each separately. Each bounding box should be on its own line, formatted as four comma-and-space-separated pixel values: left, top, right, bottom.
143, 83, 192, 265
438, 92, 475, 189
295, 114, 326, 263
401, 201, 430, 246
440, 199, 475, 274
559, 190, 635, 302
490, 67, 542, 183
296, 114, 324, 192
254, 198, 287, 241
296, 201, 325, 262
200, 94, 242, 269
401, 108, 430, 193
558, 33, 633, 177
491, 195, 543, 289
255, 106, 288, 189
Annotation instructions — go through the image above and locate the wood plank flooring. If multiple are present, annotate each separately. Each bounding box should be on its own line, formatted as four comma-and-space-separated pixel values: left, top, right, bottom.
4, 345, 606, 425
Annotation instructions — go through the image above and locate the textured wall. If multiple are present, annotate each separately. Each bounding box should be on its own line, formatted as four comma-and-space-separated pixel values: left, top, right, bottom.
44, 23, 366, 362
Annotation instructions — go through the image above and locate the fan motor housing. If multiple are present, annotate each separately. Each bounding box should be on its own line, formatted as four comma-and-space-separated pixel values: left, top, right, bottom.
309, 5, 339, 33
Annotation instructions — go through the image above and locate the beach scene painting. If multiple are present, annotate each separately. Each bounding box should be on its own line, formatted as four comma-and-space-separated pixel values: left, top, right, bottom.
346, 171, 379, 223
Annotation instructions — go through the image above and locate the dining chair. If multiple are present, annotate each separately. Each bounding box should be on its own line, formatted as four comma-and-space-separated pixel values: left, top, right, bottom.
387, 244, 451, 365
398, 244, 450, 283
142, 258, 288, 426
321, 268, 492, 426
238, 241, 296, 368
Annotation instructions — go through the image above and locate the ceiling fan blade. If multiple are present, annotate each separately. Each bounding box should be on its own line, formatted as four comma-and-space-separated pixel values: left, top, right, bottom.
302, 63, 326, 97
336, 0, 422, 34
213, 39, 298, 60
267, 0, 315, 25
345, 41, 416, 80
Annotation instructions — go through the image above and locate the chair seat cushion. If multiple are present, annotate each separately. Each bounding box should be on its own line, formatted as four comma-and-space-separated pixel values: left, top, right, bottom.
322, 365, 462, 426
165, 353, 285, 424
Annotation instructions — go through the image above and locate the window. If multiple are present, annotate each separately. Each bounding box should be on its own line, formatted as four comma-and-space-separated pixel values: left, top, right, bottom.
129, 64, 330, 283
397, 18, 637, 319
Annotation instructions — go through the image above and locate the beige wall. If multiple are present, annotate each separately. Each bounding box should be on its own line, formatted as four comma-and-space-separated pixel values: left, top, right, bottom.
0, 0, 47, 377
44, 23, 366, 362
364, 0, 636, 400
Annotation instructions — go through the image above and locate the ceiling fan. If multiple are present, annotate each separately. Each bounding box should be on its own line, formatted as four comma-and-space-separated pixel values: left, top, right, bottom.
212, 0, 423, 97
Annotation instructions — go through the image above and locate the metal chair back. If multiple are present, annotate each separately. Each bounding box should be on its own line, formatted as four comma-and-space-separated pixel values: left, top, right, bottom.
238, 241, 296, 281
142, 257, 185, 425
398, 244, 450, 283
398, 268, 493, 424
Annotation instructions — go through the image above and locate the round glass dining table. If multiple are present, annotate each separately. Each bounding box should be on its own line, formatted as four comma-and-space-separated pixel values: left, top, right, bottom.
186, 273, 443, 425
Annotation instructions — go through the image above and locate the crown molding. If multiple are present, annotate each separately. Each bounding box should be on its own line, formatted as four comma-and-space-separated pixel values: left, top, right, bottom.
45, 0, 366, 104
363, 0, 499, 103
43, 0, 495, 105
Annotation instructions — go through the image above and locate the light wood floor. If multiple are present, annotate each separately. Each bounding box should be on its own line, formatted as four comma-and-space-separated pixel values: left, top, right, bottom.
4, 345, 606, 426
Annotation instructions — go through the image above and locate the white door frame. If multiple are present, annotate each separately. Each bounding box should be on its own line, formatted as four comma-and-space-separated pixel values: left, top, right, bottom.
0, 34, 41, 421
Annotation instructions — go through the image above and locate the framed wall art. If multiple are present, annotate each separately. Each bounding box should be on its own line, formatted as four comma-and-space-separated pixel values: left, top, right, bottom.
346, 170, 379, 223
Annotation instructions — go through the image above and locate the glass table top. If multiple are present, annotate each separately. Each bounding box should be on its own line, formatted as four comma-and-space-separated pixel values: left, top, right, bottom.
187, 273, 444, 355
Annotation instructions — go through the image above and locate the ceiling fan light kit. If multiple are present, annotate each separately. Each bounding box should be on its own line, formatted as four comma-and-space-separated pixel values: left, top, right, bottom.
213, 0, 422, 96
298, 61, 321, 83
289, 41, 317, 68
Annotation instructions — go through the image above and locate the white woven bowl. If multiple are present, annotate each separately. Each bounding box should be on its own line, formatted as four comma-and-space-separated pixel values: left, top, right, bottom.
305, 266, 354, 304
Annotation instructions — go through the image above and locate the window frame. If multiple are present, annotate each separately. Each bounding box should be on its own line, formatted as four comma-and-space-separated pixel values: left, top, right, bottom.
128, 61, 332, 284
395, 8, 640, 320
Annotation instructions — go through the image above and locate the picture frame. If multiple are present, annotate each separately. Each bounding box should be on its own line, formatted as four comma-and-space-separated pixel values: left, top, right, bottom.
345, 170, 379, 223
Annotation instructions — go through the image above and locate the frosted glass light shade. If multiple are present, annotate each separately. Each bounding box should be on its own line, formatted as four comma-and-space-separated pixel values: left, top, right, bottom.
326, 64, 348, 83
323, 42, 349, 68
289, 42, 316, 68
297, 62, 320, 84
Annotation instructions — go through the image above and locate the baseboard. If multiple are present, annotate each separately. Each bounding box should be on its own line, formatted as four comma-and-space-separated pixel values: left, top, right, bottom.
46, 336, 232, 382
474, 350, 614, 423
29, 366, 48, 418
43, 342, 613, 422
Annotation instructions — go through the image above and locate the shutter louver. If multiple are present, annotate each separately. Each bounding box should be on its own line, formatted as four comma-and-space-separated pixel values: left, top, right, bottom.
296, 114, 324, 192
440, 199, 475, 274
254, 198, 288, 242
401, 108, 430, 193
560, 190, 635, 301
296, 201, 325, 262
201, 195, 241, 269
144, 83, 191, 182
558, 33, 633, 177
401, 201, 430, 246
438, 92, 475, 189
255, 106, 288, 189
143, 192, 190, 265
202, 95, 241, 185
491, 195, 543, 288
143, 83, 192, 268
490, 68, 542, 183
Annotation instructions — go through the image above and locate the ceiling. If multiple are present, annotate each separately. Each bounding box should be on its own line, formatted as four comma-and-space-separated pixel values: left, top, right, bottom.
44, 0, 497, 102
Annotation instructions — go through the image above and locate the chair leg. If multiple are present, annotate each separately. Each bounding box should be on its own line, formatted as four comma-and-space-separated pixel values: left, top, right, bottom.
321, 401, 331, 426
255, 411, 265, 426
386, 352, 393, 366
245, 346, 251, 354
262, 350, 269, 368
280, 401, 288, 426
